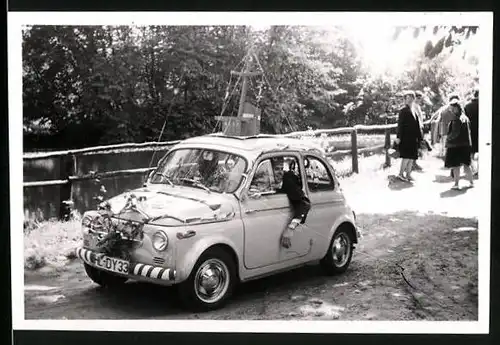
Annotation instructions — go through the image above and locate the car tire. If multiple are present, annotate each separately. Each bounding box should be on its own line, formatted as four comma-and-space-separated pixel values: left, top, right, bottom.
177, 247, 237, 312
84, 263, 128, 287
320, 226, 354, 275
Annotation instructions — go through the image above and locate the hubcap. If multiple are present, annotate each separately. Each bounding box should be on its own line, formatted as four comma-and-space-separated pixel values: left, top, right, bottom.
332, 233, 351, 267
194, 258, 230, 304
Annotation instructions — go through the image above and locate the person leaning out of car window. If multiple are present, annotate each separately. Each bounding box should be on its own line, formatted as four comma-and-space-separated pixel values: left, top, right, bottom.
270, 157, 311, 249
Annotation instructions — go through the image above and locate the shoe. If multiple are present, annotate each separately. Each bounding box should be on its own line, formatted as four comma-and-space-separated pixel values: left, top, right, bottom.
406, 176, 415, 182
451, 185, 460, 190
396, 175, 407, 182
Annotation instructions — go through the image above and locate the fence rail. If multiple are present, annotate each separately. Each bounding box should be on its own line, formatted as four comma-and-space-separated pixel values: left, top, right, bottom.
24, 120, 431, 219
23, 140, 181, 160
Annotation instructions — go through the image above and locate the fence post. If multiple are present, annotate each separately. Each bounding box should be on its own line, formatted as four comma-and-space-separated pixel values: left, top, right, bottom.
351, 128, 359, 174
384, 128, 391, 168
59, 154, 76, 220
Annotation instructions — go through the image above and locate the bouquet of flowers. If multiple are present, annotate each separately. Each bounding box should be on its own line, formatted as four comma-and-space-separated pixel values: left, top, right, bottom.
92, 194, 146, 260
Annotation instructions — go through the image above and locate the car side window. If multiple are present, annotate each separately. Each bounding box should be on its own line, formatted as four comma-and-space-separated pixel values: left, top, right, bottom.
249, 159, 274, 193
305, 156, 335, 192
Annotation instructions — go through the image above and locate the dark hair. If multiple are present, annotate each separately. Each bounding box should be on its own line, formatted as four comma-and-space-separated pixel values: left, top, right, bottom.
415, 90, 423, 98
473, 89, 479, 98
450, 103, 462, 115
270, 156, 284, 169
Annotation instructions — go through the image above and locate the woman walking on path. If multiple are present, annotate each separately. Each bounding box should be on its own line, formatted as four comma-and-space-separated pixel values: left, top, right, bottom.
445, 99, 474, 190
396, 90, 422, 182
431, 94, 461, 157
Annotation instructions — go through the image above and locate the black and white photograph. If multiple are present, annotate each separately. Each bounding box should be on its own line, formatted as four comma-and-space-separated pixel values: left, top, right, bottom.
9, 11, 493, 334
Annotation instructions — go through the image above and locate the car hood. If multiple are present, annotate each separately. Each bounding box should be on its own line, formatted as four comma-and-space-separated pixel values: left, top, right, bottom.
103, 184, 237, 227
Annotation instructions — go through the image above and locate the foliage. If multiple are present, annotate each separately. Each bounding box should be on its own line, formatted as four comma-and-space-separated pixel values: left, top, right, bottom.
393, 25, 479, 59
22, 25, 479, 150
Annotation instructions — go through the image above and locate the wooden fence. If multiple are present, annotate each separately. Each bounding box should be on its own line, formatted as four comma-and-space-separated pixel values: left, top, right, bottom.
23, 120, 430, 219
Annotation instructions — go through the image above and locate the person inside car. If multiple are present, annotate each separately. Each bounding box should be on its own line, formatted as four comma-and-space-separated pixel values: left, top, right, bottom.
271, 156, 311, 249
196, 151, 226, 189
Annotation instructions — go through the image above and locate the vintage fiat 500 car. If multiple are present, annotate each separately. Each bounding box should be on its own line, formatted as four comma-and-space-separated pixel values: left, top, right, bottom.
77, 134, 361, 311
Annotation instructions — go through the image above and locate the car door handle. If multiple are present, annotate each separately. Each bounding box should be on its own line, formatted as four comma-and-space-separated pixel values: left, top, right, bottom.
244, 209, 256, 214
176, 230, 197, 240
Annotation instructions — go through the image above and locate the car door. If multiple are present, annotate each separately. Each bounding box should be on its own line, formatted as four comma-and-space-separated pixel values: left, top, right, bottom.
302, 154, 347, 251
240, 153, 312, 270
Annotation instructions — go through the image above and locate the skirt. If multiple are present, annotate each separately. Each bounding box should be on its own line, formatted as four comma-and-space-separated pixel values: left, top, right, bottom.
399, 140, 419, 160
445, 146, 472, 168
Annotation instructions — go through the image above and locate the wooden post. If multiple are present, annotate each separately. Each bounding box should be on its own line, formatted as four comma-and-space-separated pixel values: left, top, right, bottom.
351, 128, 359, 174
384, 128, 391, 168
237, 60, 250, 120
231, 52, 261, 136
58, 154, 75, 220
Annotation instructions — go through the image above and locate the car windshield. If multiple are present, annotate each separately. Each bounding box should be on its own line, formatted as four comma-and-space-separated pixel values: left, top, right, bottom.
150, 148, 248, 194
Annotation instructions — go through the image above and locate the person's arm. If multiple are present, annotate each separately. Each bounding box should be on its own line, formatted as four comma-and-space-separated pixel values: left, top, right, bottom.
396, 109, 404, 143
430, 108, 441, 122
416, 116, 423, 141
447, 119, 460, 142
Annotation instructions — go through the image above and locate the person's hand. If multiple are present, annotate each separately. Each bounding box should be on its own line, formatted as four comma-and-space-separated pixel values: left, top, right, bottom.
281, 229, 293, 248
395, 138, 401, 145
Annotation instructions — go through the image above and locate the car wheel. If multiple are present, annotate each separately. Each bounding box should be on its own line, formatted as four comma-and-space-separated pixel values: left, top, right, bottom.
178, 247, 236, 311
320, 226, 354, 275
84, 263, 128, 287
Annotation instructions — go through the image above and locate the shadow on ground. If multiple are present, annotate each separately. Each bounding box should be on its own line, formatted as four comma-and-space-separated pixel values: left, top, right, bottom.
434, 174, 454, 183
387, 175, 414, 191
439, 186, 474, 198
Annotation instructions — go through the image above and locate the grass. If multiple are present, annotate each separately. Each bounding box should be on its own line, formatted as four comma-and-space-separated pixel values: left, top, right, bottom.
24, 214, 82, 271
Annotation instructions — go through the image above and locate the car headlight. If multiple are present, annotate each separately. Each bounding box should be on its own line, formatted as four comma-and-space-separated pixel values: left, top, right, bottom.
152, 231, 168, 251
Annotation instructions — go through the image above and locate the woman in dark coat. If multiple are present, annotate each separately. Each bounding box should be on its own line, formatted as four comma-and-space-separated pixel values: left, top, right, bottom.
445, 100, 474, 190
396, 91, 422, 182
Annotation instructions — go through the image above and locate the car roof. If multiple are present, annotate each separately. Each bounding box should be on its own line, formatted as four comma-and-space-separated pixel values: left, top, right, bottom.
176, 133, 326, 158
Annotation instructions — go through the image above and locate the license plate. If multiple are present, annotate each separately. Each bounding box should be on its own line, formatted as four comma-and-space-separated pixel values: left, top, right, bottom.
94, 255, 130, 274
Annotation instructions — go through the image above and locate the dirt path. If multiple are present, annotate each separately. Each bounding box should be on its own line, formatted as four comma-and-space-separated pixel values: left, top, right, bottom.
24, 153, 479, 320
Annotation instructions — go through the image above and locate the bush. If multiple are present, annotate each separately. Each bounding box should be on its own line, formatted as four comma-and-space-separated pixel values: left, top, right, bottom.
24, 218, 82, 270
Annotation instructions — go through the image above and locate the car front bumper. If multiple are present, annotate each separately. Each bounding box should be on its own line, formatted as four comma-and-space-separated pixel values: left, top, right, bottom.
76, 247, 177, 282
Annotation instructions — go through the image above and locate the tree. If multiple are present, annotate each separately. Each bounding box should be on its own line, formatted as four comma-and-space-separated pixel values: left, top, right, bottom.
22, 24, 479, 150
393, 25, 479, 59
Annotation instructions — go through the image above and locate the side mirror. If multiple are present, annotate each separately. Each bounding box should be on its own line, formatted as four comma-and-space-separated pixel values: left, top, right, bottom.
144, 170, 154, 185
